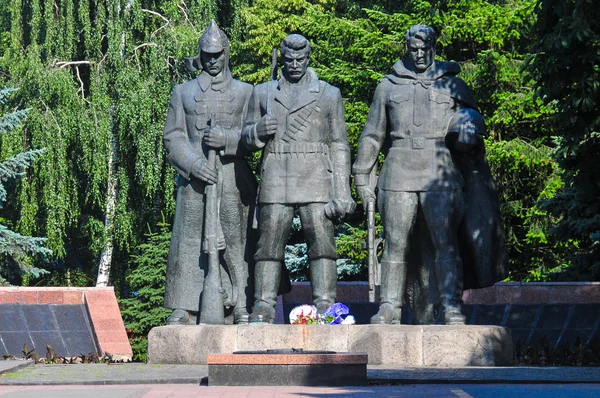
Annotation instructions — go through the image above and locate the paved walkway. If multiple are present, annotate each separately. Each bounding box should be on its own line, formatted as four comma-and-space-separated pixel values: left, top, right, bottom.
1, 362, 600, 385
0, 361, 599, 397
0, 383, 599, 397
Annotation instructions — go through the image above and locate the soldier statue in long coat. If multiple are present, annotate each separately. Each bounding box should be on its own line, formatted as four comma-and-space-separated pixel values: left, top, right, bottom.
163, 21, 257, 325
353, 25, 507, 325
242, 34, 356, 323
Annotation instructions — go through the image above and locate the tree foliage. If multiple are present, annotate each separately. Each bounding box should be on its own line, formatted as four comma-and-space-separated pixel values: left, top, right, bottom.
527, 0, 600, 280
235, 0, 565, 280
486, 137, 567, 280
0, 0, 220, 287
119, 218, 171, 362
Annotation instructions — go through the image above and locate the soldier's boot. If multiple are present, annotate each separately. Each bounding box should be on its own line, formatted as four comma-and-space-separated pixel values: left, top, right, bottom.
167, 309, 195, 325
370, 261, 405, 324
310, 258, 338, 314
442, 298, 466, 325
249, 261, 281, 324
233, 308, 249, 324
436, 257, 466, 325
231, 262, 251, 325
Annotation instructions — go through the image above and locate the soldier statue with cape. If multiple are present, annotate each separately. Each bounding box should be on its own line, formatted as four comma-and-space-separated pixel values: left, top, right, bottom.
353, 25, 507, 324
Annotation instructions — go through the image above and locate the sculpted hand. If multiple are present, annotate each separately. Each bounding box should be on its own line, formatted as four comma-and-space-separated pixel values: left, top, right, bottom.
192, 160, 217, 185
324, 197, 357, 221
256, 115, 277, 141
204, 125, 226, 149
356, 186, 376, 207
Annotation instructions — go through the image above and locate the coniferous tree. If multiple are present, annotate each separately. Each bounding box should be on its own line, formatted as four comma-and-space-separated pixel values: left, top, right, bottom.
119, 218, 171, 361
0, 87, 50, 285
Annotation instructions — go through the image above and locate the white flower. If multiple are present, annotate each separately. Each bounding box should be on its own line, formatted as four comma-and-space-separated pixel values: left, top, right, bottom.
289, 304, 318, 324
341, 315, 356, 325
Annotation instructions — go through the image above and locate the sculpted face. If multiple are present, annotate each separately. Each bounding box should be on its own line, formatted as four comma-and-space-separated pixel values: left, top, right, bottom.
407, 38, 434, 72
282, 48, 310, 82
201, 50, 226, 77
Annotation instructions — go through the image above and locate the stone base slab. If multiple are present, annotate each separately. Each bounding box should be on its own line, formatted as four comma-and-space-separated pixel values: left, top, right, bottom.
209, 364, 367, 386
148, 325, 512, 366
207, 352, 368, 386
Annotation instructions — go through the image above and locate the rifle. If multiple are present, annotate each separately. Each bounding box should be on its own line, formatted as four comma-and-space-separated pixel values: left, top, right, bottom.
366, 165, 380, 303
199, 114, 225, 324
367, 199, 380, 303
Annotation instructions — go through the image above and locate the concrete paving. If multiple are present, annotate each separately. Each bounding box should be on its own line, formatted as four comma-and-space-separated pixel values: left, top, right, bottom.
368, 365, 600, 384
0, 363, 204, 385
0, 362, 32, 376
0, 383, 599, 397
1, 362, 600, 385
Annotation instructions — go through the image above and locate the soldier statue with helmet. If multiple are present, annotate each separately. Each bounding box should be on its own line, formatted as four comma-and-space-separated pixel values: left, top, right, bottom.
163, 20, 257, 325
353, 25, 507, 325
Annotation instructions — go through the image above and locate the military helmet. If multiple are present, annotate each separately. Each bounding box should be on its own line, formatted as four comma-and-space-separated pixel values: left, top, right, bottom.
185, 20, 230, 72
447, 108, 486, 136
447, 108, 486, 152
199, 20, 229, 53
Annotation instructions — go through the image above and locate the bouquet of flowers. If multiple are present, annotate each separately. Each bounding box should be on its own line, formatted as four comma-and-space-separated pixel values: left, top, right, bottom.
289, 303, 356, 325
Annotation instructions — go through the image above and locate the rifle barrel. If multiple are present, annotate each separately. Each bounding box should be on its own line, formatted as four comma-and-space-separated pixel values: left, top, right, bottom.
367, 200, 376, 302
199, 117, 225, 324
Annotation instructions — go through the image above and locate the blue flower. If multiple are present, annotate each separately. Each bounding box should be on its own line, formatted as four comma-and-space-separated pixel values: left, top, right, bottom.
323, 303, 349, 324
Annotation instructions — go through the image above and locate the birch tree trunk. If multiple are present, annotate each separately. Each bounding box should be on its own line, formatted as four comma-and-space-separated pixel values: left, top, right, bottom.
96, 104, 119, 287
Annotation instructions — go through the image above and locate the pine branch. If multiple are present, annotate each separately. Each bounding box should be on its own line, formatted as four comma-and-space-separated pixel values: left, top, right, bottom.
0, 224, 51, 257
0, 149, 45, 181
0, 149, 45, 206
0, 109, 28, 134
0, 88, 18, 105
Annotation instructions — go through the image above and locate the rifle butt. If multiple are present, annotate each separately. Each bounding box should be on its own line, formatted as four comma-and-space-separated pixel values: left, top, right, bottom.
199, 251, 225, 323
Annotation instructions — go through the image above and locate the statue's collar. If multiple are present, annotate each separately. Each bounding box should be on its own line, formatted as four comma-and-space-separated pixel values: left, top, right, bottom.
198, 68, 233, 92
390, 59, 460, 81
278, 67, 320, 93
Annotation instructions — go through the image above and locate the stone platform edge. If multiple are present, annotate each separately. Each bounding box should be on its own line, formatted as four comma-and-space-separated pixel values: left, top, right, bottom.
0, 287, 132, 360
148, 324, 512, 367
207, 353, 368, 365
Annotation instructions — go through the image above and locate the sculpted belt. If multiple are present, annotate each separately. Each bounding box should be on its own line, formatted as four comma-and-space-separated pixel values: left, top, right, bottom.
391, 137, 445, 150
267, 142, 329, 156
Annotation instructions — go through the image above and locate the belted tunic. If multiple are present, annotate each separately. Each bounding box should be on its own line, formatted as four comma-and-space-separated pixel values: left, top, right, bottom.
353, 60, 476, 192
243, 68, 352, 205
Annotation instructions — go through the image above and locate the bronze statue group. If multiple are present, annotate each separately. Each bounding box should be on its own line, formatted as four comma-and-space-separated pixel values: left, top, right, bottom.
163, 22, 508, 326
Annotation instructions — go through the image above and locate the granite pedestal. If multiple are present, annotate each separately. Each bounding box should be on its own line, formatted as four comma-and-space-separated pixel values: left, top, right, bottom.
148, 325, 513, 366
208, 351, 368, 386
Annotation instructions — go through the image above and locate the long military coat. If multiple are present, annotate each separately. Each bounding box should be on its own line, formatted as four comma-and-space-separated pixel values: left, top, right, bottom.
242, 68, 351, 205
163, 71, 256, 313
